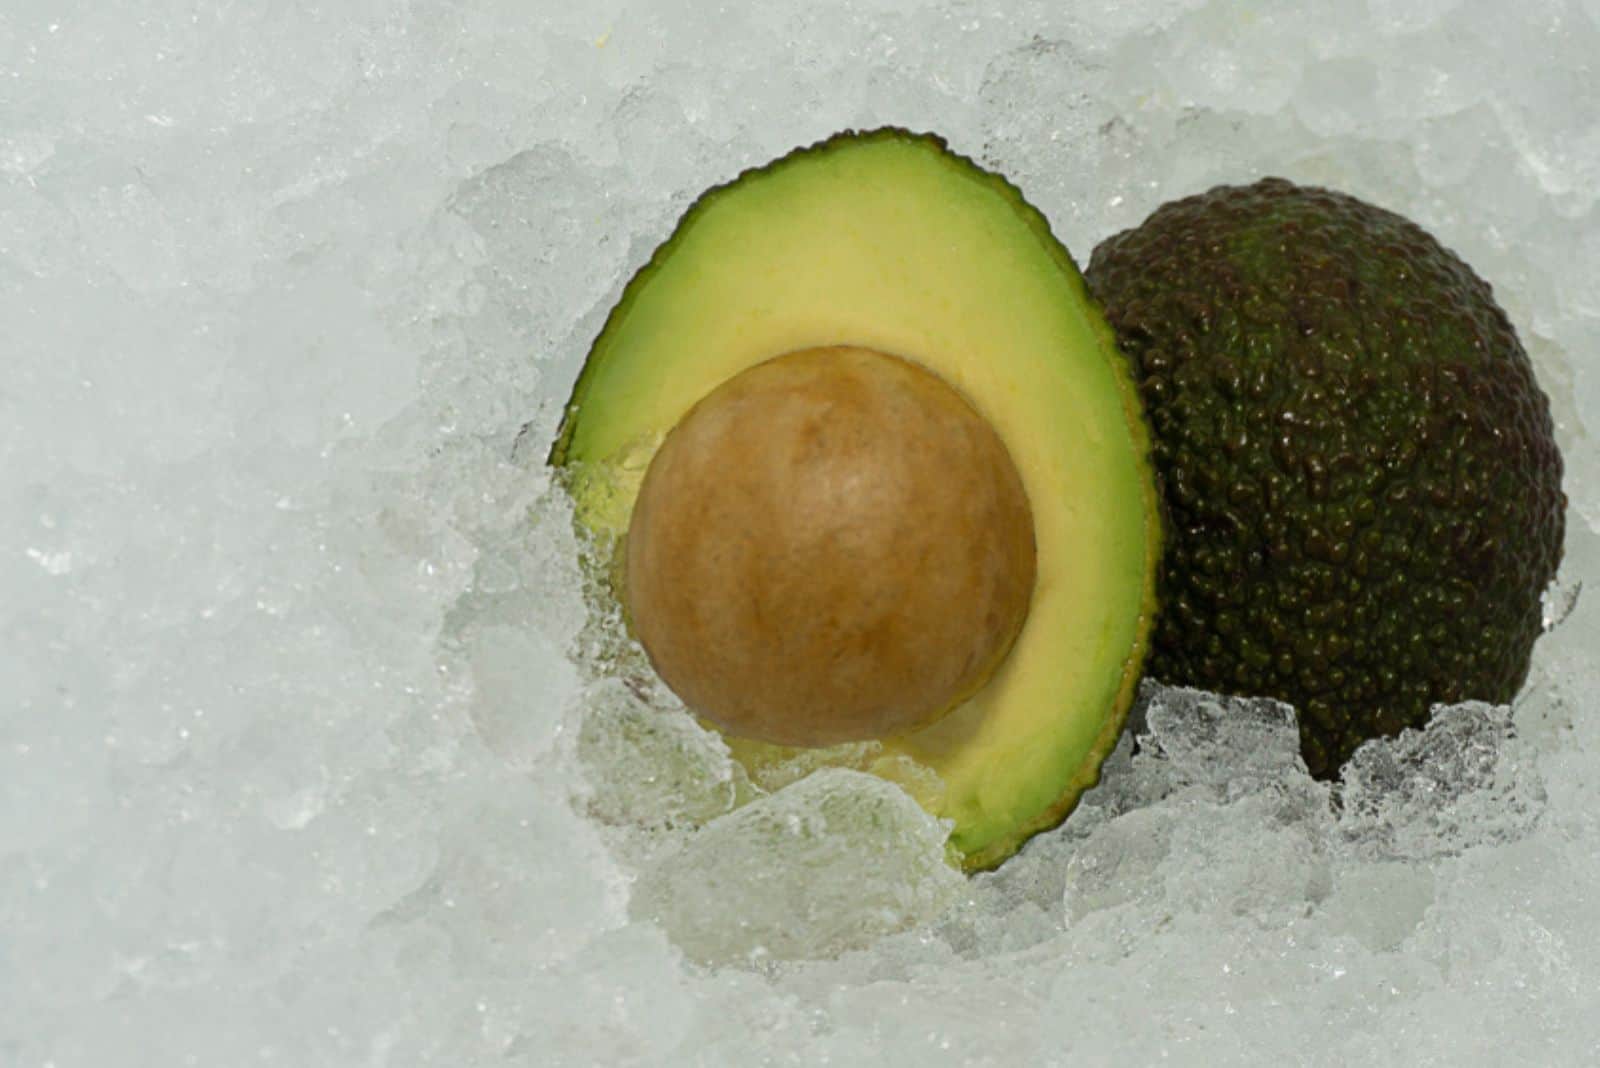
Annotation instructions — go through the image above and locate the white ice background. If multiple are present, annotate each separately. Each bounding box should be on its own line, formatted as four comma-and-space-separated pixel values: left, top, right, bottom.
4, 1, 1599, 1064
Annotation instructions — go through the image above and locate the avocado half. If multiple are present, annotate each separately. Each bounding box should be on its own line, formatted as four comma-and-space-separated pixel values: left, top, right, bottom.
551, 129, 1161, 870
1086, 178, 1566, 778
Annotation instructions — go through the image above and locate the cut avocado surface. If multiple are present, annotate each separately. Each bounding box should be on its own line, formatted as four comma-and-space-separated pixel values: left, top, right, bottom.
1086, 177, 1566, 778
551, 129, 1161, 870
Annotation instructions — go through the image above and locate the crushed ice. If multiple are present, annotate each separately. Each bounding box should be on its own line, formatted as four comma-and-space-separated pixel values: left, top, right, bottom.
5, 0, 1599, 1063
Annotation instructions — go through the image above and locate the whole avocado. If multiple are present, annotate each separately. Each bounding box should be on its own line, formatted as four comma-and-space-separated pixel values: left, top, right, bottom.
1085, 178, 1566, 778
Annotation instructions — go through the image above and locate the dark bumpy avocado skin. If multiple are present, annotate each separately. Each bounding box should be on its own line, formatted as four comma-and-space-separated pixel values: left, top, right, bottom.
1086, 178, 1565, 778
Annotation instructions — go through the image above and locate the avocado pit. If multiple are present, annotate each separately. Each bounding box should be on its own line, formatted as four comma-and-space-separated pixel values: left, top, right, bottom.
624, 345, 1036, 748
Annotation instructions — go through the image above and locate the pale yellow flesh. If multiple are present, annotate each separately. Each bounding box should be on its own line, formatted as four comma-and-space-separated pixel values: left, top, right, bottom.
562, 136, 1152, 863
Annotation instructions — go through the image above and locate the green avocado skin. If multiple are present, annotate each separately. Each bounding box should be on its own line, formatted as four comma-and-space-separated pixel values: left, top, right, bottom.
1086, 178, 1566, 778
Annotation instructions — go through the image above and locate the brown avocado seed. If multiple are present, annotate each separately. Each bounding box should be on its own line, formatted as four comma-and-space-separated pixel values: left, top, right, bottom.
624, 345, 1036, 748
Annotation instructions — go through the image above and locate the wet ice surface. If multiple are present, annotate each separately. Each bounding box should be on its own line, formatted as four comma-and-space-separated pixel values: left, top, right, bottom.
4, 0, 1599, 1064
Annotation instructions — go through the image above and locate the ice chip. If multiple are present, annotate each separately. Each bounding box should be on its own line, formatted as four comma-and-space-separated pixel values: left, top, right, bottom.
466, 623, 578, 768
574, 677, 748, 830
1060, 804, 1176, 922
1294, 58, 1380, 137
1366, 0, 1463, 35
976, 38, 1106, 252
1137, 681, 1307, 795
1059, 683, 1335, 936
1337, 700, 1546, 859
1064, 789, 1333, 931
1319, 860, 1437, 951
1541, 572, 1582, 632
631, 768, 963, 966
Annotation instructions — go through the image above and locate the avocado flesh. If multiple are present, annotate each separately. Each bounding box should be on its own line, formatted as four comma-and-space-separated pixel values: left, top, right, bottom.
552, 129, 1161, 870
1086, 177, 1566, 778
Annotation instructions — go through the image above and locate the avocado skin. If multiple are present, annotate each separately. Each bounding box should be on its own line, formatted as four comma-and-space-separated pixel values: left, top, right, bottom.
1086, 178, 1565, 778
